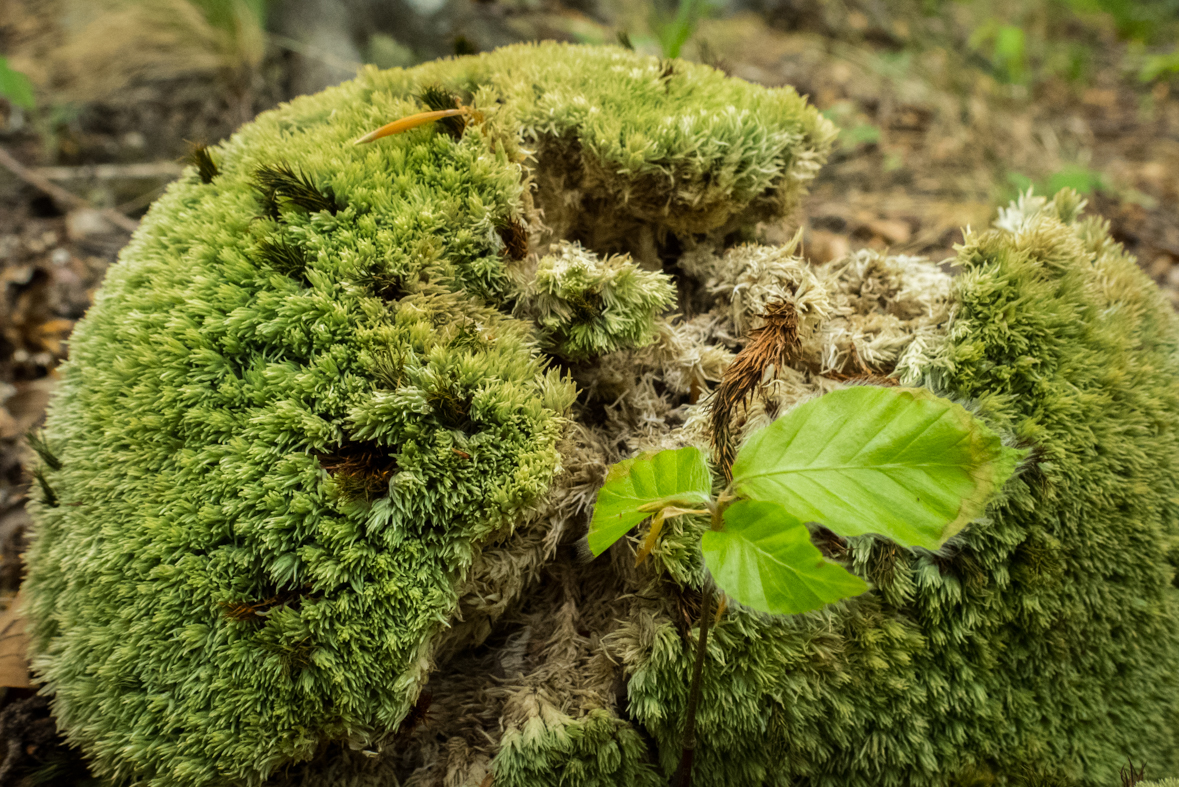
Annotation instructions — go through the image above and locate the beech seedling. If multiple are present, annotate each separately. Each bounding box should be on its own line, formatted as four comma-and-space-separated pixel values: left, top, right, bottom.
587, 384, 1025, 782
589, 385, 1023, 614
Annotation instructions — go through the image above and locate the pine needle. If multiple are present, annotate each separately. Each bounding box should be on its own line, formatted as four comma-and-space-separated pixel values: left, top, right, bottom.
32, 467, 58, 508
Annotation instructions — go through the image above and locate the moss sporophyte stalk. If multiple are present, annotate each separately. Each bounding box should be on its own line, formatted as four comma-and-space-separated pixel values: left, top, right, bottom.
21, 43, 1179, 787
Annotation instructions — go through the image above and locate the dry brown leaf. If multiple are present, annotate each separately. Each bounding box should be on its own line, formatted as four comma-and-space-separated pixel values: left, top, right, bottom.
0, 409, 18, 441
1083, 88, 1118, 108
5, 380, 53, 436
807, 229, 851, 263
0, 592, 31, 689
866, 218, 912, 245
34, 318, 74, 355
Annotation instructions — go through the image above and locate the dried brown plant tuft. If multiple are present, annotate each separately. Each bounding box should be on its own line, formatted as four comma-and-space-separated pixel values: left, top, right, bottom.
318, 441, 398, 501
708, 300, 799, 478
1120, 759, 1147, 787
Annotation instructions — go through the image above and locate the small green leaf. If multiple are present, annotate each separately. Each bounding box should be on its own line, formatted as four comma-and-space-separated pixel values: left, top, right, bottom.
731, 386, 1024, 551
702, 500, 867, 615
587, 446, 712, 557
0, 57, 35, 110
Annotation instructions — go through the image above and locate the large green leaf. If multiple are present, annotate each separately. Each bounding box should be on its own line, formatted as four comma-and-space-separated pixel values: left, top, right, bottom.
702, 500, 868, 615
587, 446, 712, 557
730, 386, 1024, 550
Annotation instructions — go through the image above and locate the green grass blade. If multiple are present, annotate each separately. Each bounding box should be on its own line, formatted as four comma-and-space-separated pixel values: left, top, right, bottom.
587, 446, 712, 556
731, 387, 1024, 550
702, 500, 868, 615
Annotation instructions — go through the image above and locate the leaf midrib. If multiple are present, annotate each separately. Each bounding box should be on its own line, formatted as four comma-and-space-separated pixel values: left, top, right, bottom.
736, 460, 976, 482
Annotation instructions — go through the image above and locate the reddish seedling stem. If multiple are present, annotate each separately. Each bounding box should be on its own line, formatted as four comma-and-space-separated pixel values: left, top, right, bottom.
671, 580, 716, 787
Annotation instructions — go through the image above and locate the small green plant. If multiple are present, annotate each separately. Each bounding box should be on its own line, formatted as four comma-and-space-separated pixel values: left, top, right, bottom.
992, 24, 1029, 84
822, 102, 882, 151
1006, 165, 1109, 204
1063, 0, 1179, 43
650, 0, 714, 59
1141, 48, 1179, 82
970, 21, 1030, 84
587, 385, 1024, 783
0, 57, 35, 110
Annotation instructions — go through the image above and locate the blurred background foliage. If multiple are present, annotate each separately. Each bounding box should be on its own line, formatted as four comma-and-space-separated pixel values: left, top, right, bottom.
2, 0, 1177, 173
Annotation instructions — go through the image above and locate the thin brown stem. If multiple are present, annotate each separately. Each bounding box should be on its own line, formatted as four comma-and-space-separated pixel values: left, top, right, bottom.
671, 580, 716, 787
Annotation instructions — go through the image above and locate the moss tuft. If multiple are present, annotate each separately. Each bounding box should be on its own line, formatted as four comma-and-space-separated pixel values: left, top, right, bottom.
187, 143, 219, 184
252, 162, 340, 217
494, 709, 662, 787
523, 241, 677, 360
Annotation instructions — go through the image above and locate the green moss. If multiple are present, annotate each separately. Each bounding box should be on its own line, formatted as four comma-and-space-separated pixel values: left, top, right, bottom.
22, 43, 833, 786
622, 191, 1179, 786
495, 709, 662, 787
525, 241, 677, 360
33, 36, 1170, 787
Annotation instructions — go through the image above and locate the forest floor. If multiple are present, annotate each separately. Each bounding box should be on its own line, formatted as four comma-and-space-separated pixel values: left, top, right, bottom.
0, 1, 1176, 783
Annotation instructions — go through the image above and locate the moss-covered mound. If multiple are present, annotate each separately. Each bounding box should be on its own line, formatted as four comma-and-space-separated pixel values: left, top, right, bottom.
23, 41, 1179, 787
22, 44, 835, 786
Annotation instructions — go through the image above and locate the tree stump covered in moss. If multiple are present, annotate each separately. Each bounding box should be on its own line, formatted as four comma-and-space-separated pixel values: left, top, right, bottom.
22, 43, 1179, 787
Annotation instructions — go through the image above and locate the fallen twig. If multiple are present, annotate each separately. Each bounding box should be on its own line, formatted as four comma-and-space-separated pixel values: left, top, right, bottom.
0, 145, 139, 234
34, 161, 182, 182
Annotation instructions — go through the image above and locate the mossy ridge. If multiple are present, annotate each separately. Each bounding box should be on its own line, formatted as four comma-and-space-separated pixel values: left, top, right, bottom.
618, 193, 1179, 786
22, 43, 834, 787
387, 43, 836, 258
